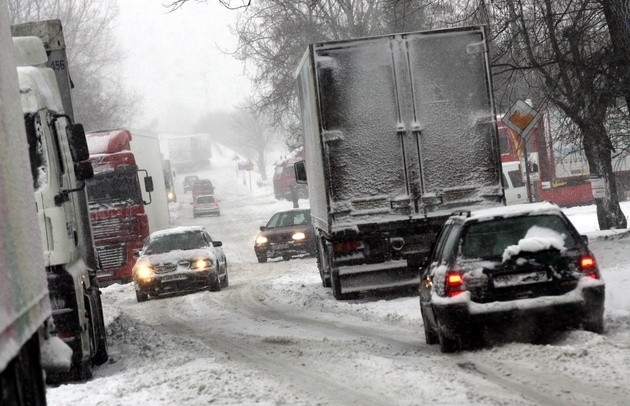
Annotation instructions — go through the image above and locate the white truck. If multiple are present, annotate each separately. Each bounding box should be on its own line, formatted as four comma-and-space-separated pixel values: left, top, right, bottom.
0, 4, 52, 402
11, 20, 108, 381
295, 26, 504, 299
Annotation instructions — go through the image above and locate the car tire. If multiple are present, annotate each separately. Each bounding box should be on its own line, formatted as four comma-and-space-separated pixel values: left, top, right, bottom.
437, 323, 459, 353
282, 254, 292, 261
421, 308, 439, 345
582, 313, 604, 334
208, 273, 221, 292
257, 255, 267, 263
136, 290, 148, 302
221, 267, 229, 288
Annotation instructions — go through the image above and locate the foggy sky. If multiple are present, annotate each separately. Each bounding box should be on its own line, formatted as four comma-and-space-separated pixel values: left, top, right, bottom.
116, 0, 251, 134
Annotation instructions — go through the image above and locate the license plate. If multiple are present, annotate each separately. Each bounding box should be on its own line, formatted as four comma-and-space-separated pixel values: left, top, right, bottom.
493, 271, 549, 288
161, 274, 187, 282
273, 243, 290, 250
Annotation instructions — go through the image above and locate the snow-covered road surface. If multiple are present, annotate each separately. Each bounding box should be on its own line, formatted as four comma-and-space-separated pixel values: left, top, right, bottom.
47, 154, 630, 405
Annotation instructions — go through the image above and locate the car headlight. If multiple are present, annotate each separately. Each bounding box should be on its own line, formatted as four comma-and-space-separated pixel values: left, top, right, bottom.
167, 192, 175, 200
255, 235, 268, 245
135, 263, 155, 279
292, 232, 306, 241
193, 258, 211, 270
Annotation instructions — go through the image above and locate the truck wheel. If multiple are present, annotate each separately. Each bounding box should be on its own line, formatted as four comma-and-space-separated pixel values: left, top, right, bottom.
0, 333, 47, 406
257, 254, 267, 263
89, 288, 109, 366
208, 272, 221, 292
317, 238, 331, 287
136, 290, 148, 302
282, 254, 292, 261
331, 268, 353, 300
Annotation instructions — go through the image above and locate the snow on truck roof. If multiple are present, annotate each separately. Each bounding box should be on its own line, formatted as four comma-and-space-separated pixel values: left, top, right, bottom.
86, 129, 132, 154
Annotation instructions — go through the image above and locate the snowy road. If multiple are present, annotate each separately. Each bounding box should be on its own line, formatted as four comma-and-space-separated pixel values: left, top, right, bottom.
47, 157, 630, 405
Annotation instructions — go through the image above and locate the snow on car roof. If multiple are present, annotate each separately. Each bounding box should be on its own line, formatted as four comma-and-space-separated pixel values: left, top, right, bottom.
150, 226, 205, 238
464, 202, 562, 222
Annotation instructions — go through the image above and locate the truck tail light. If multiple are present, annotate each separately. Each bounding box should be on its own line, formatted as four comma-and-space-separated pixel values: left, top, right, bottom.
445, 269, 465, 297
580, 255, 599, 279
333, 240, 363, 254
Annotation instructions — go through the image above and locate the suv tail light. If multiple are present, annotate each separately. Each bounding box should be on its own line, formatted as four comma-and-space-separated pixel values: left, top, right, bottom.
580, 255, 599, 279
445, 269, 465, 297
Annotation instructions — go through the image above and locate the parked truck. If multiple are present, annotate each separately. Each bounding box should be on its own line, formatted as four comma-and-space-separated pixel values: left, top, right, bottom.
11, 20, 108, 381
0, 5, 51, 402
295, 26, 503, 299
85, 129, 154, 284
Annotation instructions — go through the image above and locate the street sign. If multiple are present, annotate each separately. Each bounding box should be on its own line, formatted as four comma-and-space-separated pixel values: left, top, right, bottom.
501, 100, 542, 138
590, 176, 606, 199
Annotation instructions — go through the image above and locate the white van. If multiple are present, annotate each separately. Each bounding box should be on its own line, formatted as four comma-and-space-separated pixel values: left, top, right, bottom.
502, 162, 529, 204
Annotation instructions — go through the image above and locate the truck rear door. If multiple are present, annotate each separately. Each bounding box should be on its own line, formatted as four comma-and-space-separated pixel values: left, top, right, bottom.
313, 27, 501, 222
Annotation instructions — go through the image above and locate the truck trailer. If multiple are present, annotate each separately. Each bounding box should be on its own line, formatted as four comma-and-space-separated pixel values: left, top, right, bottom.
295, 26, 503, 299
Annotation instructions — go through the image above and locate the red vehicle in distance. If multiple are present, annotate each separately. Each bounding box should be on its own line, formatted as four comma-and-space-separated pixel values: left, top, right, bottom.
86, 129, 154, 284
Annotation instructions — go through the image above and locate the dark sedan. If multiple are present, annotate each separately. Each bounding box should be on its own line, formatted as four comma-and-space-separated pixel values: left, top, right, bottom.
254, 209, 316, 263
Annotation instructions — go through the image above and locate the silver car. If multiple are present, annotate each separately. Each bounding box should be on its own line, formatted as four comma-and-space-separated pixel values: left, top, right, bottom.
132, 226, 228, 302
192, 194, 220, 217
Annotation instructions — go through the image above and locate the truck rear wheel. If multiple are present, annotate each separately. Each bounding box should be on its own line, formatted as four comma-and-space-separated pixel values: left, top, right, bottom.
331, 268, 354, 300
88, 288, 109, 366
0, 333, 47, 406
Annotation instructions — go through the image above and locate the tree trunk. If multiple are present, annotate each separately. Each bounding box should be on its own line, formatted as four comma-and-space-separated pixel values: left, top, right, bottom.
581, 121, 627, 229
601, 0, 630, 111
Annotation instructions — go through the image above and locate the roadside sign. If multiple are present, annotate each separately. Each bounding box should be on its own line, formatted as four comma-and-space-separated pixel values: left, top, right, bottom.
590, 176, 606, 199
501, 100, 542, 138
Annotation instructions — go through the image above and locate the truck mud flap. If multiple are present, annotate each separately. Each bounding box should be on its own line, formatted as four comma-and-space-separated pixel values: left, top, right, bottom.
336, 260, 420, 294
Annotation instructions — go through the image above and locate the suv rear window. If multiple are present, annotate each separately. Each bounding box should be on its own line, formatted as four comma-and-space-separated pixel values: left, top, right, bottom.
196, 195, 215, 204
460, 215, 579, 259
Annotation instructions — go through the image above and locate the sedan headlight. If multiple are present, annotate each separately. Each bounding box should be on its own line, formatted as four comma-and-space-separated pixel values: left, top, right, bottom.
193, 258, 211, 270
292, 232, 306, 241
255, 235, 268, 245
135, 263, 155, 279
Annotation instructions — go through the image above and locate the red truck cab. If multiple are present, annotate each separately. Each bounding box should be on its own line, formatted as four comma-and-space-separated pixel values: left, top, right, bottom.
86, 129, 151, 284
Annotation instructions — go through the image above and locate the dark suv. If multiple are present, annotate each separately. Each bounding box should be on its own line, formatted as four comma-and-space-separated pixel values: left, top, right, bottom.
183, 175, 199, 193
419, 202, 605, 353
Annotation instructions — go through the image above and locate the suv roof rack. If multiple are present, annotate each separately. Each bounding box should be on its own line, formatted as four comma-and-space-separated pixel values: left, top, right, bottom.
451, 210, 472, 217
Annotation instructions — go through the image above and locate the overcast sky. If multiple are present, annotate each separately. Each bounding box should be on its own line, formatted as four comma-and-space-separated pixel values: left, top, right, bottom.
116, 0, 251, 134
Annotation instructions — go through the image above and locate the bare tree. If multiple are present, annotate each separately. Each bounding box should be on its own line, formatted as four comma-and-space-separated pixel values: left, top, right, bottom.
165, 0, 251, 12
479, 0, 627, 229
600, 0, 630, 112
228, 110, 276, 180
8, 0, 139, 131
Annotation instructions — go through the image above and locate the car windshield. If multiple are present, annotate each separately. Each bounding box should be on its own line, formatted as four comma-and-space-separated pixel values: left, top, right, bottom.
460, 215, 579, 259
144, 231, 207, 254
196, 195, 215, 204
266, 211, 310, 228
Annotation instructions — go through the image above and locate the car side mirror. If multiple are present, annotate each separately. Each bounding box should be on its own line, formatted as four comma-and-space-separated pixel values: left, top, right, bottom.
259, 226, 267, 231
581, 235, 589, 245
133, 249, 141, 258
212, 241, 222, 247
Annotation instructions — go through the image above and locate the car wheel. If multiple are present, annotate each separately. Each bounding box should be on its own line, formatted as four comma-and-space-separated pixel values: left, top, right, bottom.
421, 307, 438, 345
221, 267, 229, 288
282, 254, 292, 261
582, 312, 604, 334
136, 290, 148, 302
257, 254, 267, 263
437, 323, 459, 353
208, 272, 221, 292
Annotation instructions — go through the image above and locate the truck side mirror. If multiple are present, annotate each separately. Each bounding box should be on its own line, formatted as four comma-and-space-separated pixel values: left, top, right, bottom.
66, 123, 90, 162
212, 241, 223, 247
74, 161, 94, 181
259, 226, 267, 231
295, 160, 307, 184
144, 176, 154, 193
